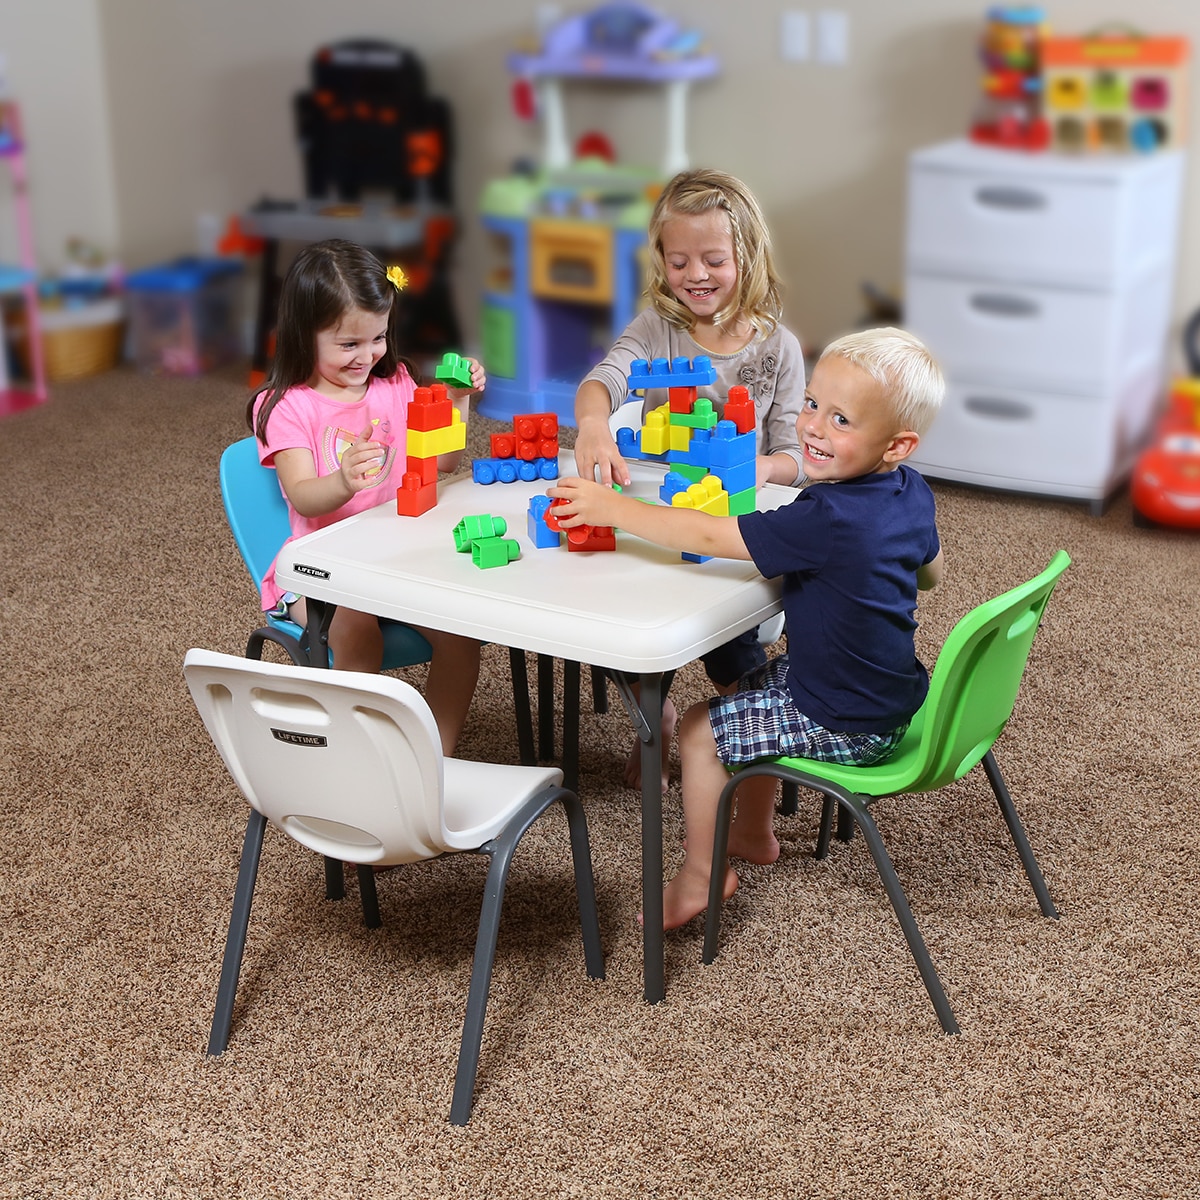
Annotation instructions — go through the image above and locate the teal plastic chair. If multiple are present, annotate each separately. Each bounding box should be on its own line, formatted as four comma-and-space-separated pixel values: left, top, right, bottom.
219, 436, 435, 669
702, 550, 1071, 1034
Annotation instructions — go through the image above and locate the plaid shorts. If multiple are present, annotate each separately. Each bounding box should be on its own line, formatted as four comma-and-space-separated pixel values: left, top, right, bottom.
708, 656, 908, 767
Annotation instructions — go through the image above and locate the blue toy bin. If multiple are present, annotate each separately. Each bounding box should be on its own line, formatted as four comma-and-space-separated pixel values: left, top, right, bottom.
124, 256, 244, 376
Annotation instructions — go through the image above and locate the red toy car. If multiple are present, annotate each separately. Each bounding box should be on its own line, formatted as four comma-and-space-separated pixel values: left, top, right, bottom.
1130, 378, 1200, 528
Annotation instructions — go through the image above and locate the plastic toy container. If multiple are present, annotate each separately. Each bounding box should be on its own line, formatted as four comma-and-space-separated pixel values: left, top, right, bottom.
124, 257, 243, 375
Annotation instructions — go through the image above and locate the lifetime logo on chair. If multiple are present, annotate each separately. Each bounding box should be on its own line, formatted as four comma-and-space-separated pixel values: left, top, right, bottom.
270, 729, 328, 748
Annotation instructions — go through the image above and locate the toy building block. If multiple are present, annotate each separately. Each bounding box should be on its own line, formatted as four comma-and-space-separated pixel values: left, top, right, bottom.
542, 496, 570, 533
708, 419, 756, 494
511, 410, 556, 451
396, 474, 438, 517
407, 454, 439, 487
615, 425, 667, 464
471, 537, 521, 569
669, 387, 696, 415
627, 355, 717, 391
723, 384, 755, 434
435, 351, 475, 390
490, 432, 517, 459
658, 471, 692, 504
667, 427, 712, 472
671, 397, 718, 430
453, 513, 508, 552
727, 487, 757, 516
474, 457, 520, 485
527, 496, 562, 549
565, 524, 616, 552
640, 407, 672, 456
408, 408, 466, 459
408, 383, 453, 432
671, 475, 729, 516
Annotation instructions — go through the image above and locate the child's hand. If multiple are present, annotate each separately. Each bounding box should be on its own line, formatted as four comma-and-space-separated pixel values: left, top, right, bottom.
339, 426, 386, 492
446, 356, 486, 401
573, 416, 632, 487
545, 476, 620, 528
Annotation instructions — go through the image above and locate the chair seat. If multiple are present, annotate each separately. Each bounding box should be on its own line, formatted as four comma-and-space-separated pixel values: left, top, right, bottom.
442, 758, 567, 849
266, 611, 434, 670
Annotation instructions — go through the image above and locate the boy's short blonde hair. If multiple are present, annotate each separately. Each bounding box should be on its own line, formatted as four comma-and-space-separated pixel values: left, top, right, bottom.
818, 327, 945, 437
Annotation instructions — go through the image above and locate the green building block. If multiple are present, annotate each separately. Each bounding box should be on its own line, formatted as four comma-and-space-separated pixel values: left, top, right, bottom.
453, 514, 507, 552
471, 537, 521, 569
435, 351, 475, 389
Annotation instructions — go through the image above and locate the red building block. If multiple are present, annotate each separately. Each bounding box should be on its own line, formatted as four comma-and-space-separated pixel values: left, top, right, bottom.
724, 384, 755, 434
566, 524, 616, 552
669, 386, 698, 414
490, 432, 516, 459
396, 473, 438, 516
408, 383, 453, 432
407, 454, 439, 486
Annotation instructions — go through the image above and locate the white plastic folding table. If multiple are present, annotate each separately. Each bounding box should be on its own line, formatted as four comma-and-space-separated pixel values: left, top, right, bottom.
274, 454, 788, 1002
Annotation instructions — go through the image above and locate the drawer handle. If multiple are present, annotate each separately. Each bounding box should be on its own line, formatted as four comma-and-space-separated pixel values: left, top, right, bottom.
974, 185, 1046, 211
969, 292, 1040, 318
963, 396, 1034, 422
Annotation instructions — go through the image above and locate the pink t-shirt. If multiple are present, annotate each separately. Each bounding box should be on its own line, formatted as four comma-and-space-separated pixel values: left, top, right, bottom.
253, 369, 416, 610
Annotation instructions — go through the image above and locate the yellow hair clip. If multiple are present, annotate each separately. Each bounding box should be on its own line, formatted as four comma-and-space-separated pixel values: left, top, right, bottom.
386, 265, 408, 292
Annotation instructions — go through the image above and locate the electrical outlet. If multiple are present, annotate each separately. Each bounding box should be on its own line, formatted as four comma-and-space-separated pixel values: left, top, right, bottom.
816, 10, 849, 65
780, 11, 811, 63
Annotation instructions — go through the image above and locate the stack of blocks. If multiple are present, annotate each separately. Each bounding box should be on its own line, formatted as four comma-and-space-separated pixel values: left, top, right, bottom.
473, 412, 560, 485
452, 513, 521, 569
615, 355, 757, 562
396, 375, 468, 517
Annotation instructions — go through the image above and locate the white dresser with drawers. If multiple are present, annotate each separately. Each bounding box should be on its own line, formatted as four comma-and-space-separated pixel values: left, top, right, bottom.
903, 138, 1185, 512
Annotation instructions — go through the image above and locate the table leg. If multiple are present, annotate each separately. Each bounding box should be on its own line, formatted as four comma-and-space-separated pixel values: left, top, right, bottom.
610, 668, 669, 1004
302, 598, 334, 669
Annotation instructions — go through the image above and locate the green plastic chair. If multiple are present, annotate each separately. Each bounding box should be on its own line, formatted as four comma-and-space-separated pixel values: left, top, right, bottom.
702, 550, 1071, 1034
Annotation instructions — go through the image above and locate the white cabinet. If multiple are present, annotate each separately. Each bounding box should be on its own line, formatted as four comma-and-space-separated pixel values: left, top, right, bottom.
903, 138, 1185, 511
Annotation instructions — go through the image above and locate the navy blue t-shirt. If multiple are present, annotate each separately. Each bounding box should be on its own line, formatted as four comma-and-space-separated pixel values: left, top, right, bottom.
737, 464, 940, 734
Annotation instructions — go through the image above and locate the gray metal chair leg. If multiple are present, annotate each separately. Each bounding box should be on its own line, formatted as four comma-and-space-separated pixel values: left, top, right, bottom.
982, 750, 1058, 919
355, 864, 381, 929
449, 786, 603, 1125
208, 808, 267, 1056
837, 791, 959, 1034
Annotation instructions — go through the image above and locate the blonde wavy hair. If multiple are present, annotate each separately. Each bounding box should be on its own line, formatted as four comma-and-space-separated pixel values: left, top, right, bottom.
645, 168, 782, 340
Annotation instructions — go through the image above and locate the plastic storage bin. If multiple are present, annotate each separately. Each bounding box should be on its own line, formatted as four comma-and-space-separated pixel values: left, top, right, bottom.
124, 257, 243, 375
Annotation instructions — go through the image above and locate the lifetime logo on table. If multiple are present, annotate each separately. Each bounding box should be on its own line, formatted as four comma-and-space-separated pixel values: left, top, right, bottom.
292, 563, 331, 580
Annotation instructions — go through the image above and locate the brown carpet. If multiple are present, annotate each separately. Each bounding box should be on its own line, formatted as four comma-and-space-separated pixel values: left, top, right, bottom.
2, 365, 1196, 1199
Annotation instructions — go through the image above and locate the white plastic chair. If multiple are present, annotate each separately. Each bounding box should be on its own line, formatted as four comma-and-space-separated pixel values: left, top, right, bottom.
184, 647, 605, 1126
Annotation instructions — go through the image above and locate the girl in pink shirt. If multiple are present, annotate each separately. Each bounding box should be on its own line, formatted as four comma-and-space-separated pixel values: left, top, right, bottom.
248, 238, 484, 754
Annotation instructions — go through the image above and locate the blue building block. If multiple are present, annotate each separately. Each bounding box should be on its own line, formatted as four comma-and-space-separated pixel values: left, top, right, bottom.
473, 456, 558, 484
667, 426, 712, 471
527, 495, 562, 548
658, 471, 692, 505
709, 458, 756, 496
627, 355, 717, 391
708, 419, 757, 472
616, 425, 669, 464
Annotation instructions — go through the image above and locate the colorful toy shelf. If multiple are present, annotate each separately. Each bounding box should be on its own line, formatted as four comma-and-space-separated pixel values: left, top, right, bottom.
476, 4, 718, 425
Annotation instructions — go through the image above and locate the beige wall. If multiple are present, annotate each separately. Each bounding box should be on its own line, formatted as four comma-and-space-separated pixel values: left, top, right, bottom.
3, 0, 1198, 368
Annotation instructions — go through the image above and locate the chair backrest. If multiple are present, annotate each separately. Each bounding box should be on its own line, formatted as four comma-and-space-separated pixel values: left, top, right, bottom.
184, 647, 449, 864
908, 550, 1071, 791
219, 436, 292, 590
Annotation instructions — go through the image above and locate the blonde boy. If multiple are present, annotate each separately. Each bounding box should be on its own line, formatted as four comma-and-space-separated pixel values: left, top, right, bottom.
550, 327, 946, 929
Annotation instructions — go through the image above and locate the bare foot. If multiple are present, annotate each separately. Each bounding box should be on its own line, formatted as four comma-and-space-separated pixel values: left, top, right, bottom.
623, 695, 678, 792
639, 862, 739, 930
682, 826, 780, 865
725, 826, 781, 865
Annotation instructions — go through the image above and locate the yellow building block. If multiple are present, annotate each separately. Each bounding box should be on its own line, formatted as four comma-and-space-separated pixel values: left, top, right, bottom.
640, 407, 671, 456
407, 408, 466, 458
672, 475, 729, 516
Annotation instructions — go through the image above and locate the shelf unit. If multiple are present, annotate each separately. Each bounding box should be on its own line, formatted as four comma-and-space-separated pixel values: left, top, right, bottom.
903, 138, 1185, 512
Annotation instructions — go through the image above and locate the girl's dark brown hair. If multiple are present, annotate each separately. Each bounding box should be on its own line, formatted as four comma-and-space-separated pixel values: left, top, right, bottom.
247, 238, 417, 441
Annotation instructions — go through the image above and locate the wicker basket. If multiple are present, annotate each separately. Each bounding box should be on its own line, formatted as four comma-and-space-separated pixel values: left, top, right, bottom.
11, 298, 124, 383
